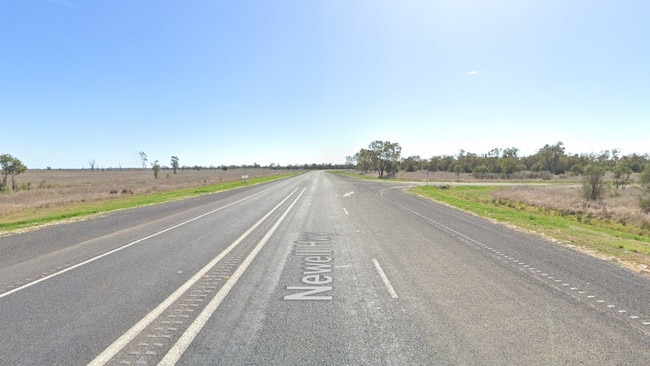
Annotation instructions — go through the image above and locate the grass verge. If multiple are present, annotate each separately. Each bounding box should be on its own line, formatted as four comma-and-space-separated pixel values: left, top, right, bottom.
411, 185, 650, 272
0, 173, 300, 233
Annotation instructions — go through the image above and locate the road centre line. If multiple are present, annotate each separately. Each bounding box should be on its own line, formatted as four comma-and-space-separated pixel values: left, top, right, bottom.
89, 186, 302, 365
372, 258, 399, 299
159, 187, 307, 365
343, 208, 349, 215
0, 183, 282, 300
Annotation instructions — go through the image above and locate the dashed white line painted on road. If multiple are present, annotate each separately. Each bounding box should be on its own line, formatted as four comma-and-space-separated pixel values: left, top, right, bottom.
343, 208, 349, 215
372, 258, 399, 299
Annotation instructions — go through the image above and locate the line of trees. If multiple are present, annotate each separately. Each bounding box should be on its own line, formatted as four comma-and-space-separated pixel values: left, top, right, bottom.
349, 141, 649, 180
348, 140, 650, 208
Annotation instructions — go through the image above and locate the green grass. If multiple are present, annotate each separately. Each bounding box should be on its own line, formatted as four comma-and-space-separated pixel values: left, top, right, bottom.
411, 185, 650, 267
0, 173, 300, 232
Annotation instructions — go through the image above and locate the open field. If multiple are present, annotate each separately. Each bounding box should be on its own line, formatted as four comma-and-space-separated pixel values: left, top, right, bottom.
0, 168, 298, 232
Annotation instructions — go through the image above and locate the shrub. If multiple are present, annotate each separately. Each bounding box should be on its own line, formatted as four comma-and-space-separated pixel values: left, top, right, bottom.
472, 165, 490, 179
640, 196, 650, 214
582, 164, 607, 201
639, 165, 650, 213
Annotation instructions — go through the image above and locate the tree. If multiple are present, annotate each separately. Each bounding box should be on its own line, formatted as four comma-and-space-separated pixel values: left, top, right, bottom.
401, 155, 421, 172
170, 156, 179, 174
367, 140, 402, 178
500, 157, 519, 177
612, 160, 632, 190
502, 147, 519, 159
0, 154, 12, 188
582, 163, 606, 201
152, 160, 161, 179
536, 142, 566, 174
472, 165, 490, 178
345, 155, 356, 170
139, 151, 148, 169
453, 164, 462, 179
355, 149, 373, 173
88, 159, 96, 172
641, 165, 650, 187
0, 154, 27, 190
640, 165, 650, 213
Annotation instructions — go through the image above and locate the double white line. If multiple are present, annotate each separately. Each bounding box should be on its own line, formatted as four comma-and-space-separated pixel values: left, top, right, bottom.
90, 187, 306, 365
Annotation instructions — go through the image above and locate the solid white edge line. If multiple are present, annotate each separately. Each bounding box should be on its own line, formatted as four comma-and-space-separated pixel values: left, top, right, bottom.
158, 187, 307, 366
372, 258, 399, 299
0, 183, 280, 300
88, 187, 300, 366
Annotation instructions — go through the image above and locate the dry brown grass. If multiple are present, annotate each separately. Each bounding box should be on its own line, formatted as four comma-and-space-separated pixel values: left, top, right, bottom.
0, 168, 289, 218
491, 185, 650, 229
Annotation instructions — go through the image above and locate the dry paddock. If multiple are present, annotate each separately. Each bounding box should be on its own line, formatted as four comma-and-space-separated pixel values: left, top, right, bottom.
0, 168, 291, 216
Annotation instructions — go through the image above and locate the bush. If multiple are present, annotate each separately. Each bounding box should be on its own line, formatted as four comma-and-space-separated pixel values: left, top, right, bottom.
640, 198, 650, 213
582, 164, 606, 201
472, 165, 490, 179
639, 166, 650, 212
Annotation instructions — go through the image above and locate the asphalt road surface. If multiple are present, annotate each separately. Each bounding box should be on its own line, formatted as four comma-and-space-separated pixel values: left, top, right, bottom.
1, 171, 648, 365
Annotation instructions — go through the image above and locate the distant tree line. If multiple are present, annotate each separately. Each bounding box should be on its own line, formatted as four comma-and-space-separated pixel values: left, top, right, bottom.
349, 141, 649, 179
348, 140, 650, 208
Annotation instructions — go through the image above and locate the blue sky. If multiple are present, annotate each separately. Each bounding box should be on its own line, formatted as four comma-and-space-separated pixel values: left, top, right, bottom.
1, 0, 649, 169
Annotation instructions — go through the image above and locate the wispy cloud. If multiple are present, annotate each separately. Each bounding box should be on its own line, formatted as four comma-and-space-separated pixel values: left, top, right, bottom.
47, 0, 78, 8
467, 70, 478, 76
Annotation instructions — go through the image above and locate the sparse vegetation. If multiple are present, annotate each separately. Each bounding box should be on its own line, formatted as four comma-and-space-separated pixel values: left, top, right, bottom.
582, 163, 607, 201
640, 165, 650, 213
139, 151, 148, 169
171, 156, 179, 174
0, 168, 300, 232
613, 160, 632, 190
152, 160, 161, 179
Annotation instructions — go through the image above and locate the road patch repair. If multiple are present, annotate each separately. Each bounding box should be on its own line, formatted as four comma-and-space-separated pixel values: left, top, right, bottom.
284, 232, 334, 301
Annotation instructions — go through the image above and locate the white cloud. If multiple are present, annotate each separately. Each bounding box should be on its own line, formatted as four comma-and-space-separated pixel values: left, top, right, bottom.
467, 70, 478, 76
47, 0, 78, 7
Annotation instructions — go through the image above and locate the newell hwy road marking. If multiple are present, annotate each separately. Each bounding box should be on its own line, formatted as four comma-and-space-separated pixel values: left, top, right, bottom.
89, 187, 305, 365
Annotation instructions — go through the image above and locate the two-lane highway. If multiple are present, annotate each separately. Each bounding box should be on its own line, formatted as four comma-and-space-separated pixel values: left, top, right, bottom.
1, 171, 648, 365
